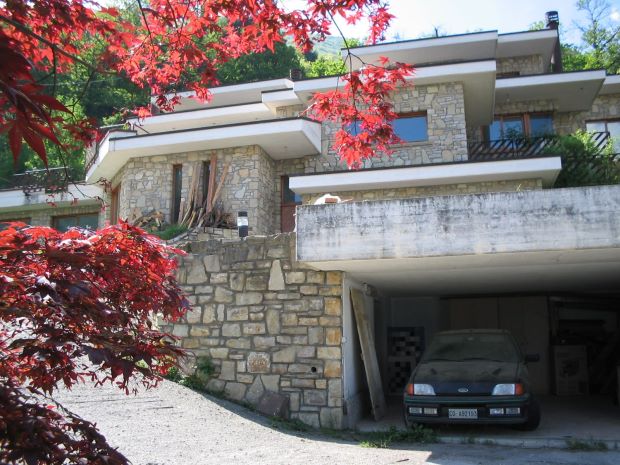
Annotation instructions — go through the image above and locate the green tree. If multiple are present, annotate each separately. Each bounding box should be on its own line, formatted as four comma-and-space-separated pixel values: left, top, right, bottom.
529, 2, 619, 74
301, 55, 345, 77
573, 0, 620, 73
216, 42, 302, 84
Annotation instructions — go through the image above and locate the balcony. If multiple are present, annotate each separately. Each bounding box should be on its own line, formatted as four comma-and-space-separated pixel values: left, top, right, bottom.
1, 167, 82, 194
86, 117, 322, 182
467, 131, 611, 161
0, 167, 103, 212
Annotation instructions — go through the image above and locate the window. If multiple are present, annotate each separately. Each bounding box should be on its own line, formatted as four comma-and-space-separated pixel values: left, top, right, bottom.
586, 120, 620, 153
348, 112, 428, 143
484, 113, 554, 140
280, 176, 302, 233
0, 218, 30, 231
110, 184, 121, 225
171, 164, 183, 223
53, 213, 99, 232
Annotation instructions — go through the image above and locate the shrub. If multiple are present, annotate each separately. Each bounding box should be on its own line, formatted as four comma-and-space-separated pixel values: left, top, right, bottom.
545, 130, 620, 187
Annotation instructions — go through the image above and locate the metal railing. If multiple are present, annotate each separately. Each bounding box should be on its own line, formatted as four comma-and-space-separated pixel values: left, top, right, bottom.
4, 167, 82, 194
467, 131, 610, 161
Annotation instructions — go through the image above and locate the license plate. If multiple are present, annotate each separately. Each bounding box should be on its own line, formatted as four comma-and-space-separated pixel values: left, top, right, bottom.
448, 408, 478, 419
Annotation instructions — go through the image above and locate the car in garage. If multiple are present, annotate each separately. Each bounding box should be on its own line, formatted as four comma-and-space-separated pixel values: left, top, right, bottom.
403, 329, 541, 430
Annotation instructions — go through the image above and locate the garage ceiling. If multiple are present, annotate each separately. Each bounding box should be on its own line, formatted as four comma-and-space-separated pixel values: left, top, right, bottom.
305, 248, 620, 296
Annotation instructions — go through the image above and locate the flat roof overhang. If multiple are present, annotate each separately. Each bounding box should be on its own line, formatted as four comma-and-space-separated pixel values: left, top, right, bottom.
158, 78, 294, 111
0, 183, 103, 212
126, 103, 273, 134
342, 31, 498, 70
495, 70, 606, 111
86, 117, 321, 182
294, 60, 497, 127
496, 29, 558, 66
289, 156, 562, 194
600, 74, 620, 95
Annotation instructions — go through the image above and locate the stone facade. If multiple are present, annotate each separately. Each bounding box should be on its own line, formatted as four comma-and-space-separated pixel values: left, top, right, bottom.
310, 83, 469, 173
496, 55, 545, 76
164, 233, 345, 429
115, 145, 275, 235
468, 93, 620, 143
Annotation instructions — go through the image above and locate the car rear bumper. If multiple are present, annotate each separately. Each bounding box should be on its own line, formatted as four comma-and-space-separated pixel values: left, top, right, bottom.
404, 394, 532, 425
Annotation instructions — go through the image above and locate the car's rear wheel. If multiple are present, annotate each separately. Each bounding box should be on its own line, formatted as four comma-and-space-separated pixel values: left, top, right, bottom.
514, 399, 541, 431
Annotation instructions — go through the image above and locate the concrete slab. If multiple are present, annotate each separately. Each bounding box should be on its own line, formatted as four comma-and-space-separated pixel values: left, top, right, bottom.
356, 396, 620, 449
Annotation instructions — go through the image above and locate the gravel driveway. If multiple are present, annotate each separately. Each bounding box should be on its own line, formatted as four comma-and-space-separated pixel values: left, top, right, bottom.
54, 380, 619, 465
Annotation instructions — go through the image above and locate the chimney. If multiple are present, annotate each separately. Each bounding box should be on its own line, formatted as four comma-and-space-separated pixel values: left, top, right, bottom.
289, 68, 303, 81
546, 11, 563, 73
545, 10, 559, 29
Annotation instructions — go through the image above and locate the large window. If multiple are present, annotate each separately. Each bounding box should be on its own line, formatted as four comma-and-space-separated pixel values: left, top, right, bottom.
586, 120, 620, 153
484, 113, 554, 140
280, 176, 301, 233
171, 164, 183, 223
53, 213, 99, 232
348, 112, 428, 143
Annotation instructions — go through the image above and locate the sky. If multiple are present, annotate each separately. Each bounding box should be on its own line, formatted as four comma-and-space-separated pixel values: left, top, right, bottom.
285, 0, 620, 46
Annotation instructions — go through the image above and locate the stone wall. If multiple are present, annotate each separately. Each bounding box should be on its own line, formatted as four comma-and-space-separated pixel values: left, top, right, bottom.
301, 178, 543, 204
497, 55, 545, 76
165, 233, 345, 429
116, 145, 275, 235
469, 94, 620, 142
555, 93, 620, 135
298, 83, 469, 175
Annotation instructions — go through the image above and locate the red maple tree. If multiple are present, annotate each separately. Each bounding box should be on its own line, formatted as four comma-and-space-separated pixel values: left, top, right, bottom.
0, 0, 413, 168
0, 1, 413, 462
0, 221, 188, 464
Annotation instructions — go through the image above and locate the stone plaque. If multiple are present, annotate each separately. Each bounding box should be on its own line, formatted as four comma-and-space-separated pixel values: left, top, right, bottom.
247, 352, 270, 373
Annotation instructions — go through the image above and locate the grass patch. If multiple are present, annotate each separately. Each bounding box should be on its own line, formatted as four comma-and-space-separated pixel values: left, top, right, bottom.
152, 224, 188, 240
357, 425, 437, 448
566, 438, 608, 451
269, 416, 313, 433
164, 357, 215, 391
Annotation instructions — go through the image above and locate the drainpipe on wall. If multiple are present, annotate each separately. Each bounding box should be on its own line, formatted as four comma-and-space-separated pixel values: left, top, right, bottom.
546, 10, 563, 73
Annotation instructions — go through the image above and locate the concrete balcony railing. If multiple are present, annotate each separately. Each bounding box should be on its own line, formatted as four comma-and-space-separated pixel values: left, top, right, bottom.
296, 185, 620, 264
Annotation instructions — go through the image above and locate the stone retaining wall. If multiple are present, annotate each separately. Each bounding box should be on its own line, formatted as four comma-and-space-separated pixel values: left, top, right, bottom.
164, 233, 345, 429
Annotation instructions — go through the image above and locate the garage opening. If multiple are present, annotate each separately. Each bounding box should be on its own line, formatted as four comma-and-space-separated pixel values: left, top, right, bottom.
341, 270, 620, 439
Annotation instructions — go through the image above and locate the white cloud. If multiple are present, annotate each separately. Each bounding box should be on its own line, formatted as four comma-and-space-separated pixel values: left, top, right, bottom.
611, 8, 620, 22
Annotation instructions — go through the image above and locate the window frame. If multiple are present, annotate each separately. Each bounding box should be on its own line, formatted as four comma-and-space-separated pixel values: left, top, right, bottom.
52, 213, 99, 232
483, 112, 554, 141
585, 118, 620, 153
391, 111, 429, 143
347, 111, 429, 144
171, 164, 183, 224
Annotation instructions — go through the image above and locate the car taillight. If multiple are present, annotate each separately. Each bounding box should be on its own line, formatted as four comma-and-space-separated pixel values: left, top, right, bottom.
405, 383, 414, 396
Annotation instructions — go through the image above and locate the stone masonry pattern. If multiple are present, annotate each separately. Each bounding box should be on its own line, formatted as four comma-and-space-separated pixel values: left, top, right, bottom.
163, 233, 345, 429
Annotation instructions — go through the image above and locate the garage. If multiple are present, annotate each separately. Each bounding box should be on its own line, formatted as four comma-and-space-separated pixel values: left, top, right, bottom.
339, 261, 620, 441
295, 185, 620, 441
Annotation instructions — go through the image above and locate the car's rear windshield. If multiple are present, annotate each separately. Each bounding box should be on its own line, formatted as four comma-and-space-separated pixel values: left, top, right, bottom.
422, 333, 520, 363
